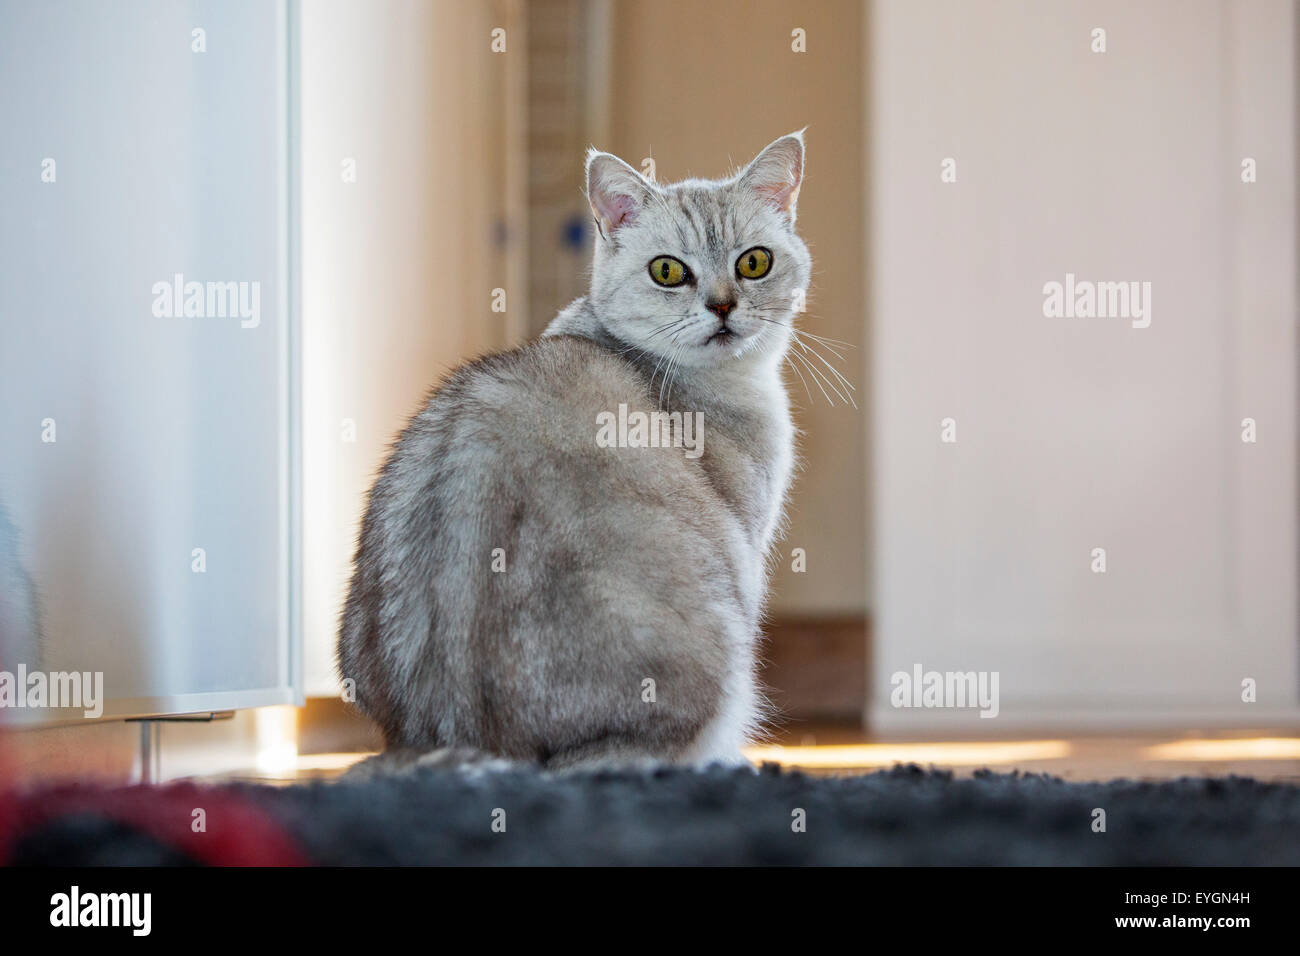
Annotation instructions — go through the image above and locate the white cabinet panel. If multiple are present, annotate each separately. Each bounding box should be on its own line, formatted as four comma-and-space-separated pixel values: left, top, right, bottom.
0, 1, 299, 720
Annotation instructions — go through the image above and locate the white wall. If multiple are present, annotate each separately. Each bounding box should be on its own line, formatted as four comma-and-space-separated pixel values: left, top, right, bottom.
869, 0, 1298, 731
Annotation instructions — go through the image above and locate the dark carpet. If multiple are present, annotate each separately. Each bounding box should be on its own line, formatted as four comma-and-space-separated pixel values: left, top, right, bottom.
10, 764, 1300, 865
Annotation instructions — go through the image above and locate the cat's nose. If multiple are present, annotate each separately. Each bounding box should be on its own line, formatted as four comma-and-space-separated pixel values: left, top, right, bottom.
706, 298, 737, 320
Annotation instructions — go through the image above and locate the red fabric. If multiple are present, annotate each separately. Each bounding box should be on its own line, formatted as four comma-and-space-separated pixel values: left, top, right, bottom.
0, 777, 309, 866
0, 654, 306, 865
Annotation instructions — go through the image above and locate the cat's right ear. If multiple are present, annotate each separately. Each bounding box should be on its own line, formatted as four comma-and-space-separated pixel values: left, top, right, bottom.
586, 149, 651, 240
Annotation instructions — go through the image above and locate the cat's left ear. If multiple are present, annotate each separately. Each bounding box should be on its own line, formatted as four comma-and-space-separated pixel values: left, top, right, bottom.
586, 149, 652, 240
737, 131, 805, 222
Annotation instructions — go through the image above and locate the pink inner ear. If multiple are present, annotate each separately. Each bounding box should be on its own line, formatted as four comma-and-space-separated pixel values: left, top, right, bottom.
756, 178, 798, 212
596, 191, 639, 230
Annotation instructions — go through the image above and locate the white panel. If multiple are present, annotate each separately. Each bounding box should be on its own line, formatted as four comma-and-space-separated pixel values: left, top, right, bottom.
869, 0, 1297, 730
0, 0, 298, 719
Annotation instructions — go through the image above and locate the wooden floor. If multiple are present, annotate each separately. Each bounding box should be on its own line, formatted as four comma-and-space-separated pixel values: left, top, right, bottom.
750, 725, 1300, 783
214, 719, 1300, 785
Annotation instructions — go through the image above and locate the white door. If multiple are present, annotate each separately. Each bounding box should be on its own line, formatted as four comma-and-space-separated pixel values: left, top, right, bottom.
869, 0, 1298, 731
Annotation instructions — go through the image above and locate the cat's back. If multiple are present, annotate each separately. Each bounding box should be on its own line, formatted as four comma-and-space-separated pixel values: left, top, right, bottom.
357, 330, 736, 611
396, 333, 707, 499
430, 332, 645, 448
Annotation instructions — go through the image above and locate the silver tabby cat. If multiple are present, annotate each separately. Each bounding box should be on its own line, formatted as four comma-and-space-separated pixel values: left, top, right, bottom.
338, 132, 810, 767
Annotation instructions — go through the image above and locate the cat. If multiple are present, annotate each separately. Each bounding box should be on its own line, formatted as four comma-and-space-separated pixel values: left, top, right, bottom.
338, 132, 811, 768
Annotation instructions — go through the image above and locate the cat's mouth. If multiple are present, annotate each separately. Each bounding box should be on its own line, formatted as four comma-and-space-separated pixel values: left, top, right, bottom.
704, 321, 754, 347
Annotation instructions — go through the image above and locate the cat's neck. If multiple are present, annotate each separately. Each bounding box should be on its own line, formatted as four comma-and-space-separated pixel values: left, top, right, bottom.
543, 296, 615, 348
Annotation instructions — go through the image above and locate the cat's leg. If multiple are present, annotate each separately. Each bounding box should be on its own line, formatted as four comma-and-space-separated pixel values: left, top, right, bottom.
676, 641, 761, 768
531, 612, 760, 770
546, 686, 757, 770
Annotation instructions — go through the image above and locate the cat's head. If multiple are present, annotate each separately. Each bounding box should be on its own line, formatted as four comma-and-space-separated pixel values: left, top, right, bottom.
585, 132, 810, 368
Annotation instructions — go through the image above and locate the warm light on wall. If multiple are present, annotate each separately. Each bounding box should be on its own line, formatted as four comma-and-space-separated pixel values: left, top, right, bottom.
254, 706, 299, 775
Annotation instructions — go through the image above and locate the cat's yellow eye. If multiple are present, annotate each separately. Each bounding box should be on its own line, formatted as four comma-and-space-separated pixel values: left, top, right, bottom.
736, 247, 773, 280
648, 256, 689, 287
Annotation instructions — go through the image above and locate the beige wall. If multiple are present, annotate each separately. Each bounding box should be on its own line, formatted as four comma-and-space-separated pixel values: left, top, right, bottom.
301, 0, 516, 694
606, 0, 869, 617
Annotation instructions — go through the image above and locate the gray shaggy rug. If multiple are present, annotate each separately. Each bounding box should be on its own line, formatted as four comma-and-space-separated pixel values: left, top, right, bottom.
10, 764, 1300, 865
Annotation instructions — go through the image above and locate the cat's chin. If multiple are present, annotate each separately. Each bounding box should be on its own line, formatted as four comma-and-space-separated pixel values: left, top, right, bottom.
703, 324, 789, 364
707, 337, 763, 362
655, 340, 755, 370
